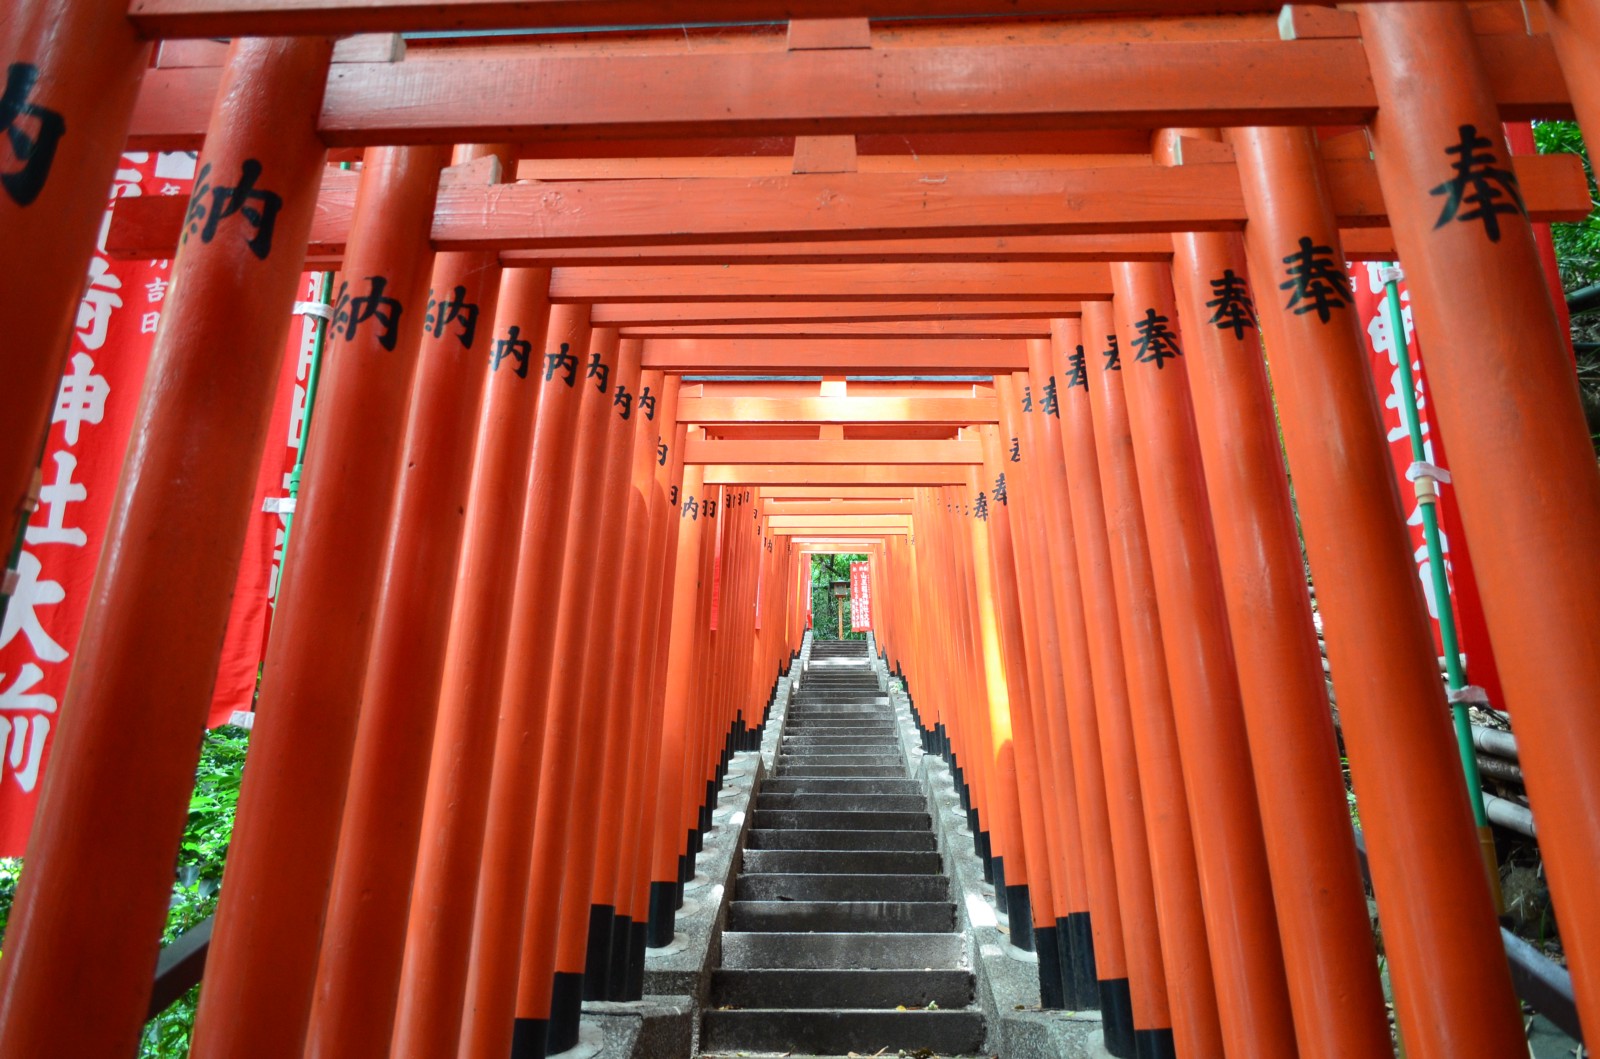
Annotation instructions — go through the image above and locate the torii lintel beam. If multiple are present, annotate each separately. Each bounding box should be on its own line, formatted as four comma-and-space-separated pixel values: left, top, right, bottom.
678, 396, 999, 424
686, 439, 982, 465
641, 339, 1028, 374
104, 155, 1587, 259
704, 465, 968, 485
125, 36, 1568, 149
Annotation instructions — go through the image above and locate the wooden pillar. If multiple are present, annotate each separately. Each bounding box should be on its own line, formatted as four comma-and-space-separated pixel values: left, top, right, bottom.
1228, 121, 1526, 1057
189, 141, 450, 1059
389, 267, 556, 1059
306, 145, 511, 1059
1360, 7, 1600, 1036
0, 37, 331, 1058
0, 0, 152, 551
1076, 302, 1224, 1058
1161, 142, 1393, 1054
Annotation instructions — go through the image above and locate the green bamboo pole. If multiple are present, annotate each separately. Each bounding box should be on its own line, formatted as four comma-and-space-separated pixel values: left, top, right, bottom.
1380, 264, 1504, 911
275, 268, 336, 596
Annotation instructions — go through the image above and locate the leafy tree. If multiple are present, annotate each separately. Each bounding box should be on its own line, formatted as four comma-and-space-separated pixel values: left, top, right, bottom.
810, 553, 869, 640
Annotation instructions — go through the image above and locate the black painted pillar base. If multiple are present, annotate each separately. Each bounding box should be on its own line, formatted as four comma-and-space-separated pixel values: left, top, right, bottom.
1006, 885, 1034, 951
1061, 913, 1100, 1010
545, 971, 584, 1055
646, 880, 677, 947
1099, 978, 1136, 1059
976, 827, 992, 882
605, 913, 631, 1000
992, 856, 1009, 915
511, 1017, 549, 1059
1134, 1027, 1177, 1059
627, 918, 648, 999
1034, 924, 1066, 1008
582, 904, 614, 1000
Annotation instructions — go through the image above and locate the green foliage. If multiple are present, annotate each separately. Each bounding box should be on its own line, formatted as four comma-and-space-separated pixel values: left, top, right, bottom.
0, 725, 250, 1057
810, 553, 869, 640
1534, 121, 1600, 286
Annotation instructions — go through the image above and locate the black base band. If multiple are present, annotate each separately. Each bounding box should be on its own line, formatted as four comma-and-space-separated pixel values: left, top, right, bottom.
582, 904, 614, 1000
1064, 913, 1100, 1010
545, 971, 584, 1055
1034, 924, 1066, 1009
1099, 977, 1136, 1058
646, 881, 677, 948
627, 919, 648, 999
606, 914, 632, 1000
1005, 884, 1034, 951
1134, 1027, 1177, 1059
511, 1018, 549, 1059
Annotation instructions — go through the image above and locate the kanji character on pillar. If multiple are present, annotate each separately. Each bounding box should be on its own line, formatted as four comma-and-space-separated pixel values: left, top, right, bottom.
54, 352, 110, 445
0, 551, 68, 663
0, 62, 67, 207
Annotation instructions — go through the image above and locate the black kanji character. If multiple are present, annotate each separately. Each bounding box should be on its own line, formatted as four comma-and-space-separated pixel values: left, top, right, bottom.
1009, 436, 1021, 463
544, 342, 578, 386
1103, 333, 1121, 371
586, 351, 609, 393
613, 384, 633, 419
1130, 309, 1182, 369
1066, 345, 1088, 390
491, 325, 531, 378
1, 63, 66, 207
657, 439, 668, 466
682, 494, 697, 520
425, 285, 480, 348
993, 473, 1008, 506
669, 484, 679, 505
638, 385, 657, 421
1039, 377, 1059, 417
1021, 385, 1033, 413
1206, 269, 1256, 340
1430, 124, 1526, 243
331, 276, 403, 351
183, 159, 283, 260
973, 492, 990, 521
1279, 237, 1352, 323
704, 496, 717, 518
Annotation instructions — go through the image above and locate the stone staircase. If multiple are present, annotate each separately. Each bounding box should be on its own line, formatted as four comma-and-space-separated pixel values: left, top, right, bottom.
702, 639, 987, 1055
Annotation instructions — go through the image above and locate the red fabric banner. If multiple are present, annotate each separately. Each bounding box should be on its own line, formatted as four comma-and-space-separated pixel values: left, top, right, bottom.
850, 560, 872, 632
1351, 263, 1504, 709
0, 152, 310, 854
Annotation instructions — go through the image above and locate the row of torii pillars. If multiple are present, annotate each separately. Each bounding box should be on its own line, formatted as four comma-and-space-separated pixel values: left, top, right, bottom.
4, 2, 1600, 1058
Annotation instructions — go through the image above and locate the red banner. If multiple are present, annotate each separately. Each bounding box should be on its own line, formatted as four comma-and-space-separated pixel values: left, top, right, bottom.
850, 560, 872, 632
1351, 263, 1504, 708
0, 153, 307, 854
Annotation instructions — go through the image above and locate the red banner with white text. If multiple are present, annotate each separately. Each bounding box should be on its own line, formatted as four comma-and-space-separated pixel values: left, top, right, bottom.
850, 561, 872, 632
1350, 263, 1504, 710
0, 152, 310, 854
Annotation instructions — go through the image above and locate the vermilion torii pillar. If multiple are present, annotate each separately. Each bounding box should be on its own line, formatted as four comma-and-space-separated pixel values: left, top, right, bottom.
0, 36, 331, 1059
391, 266, 555, 1059
190, 142, 451, 1059
1, 0, 151, 554
1361, 5, 1600, 1038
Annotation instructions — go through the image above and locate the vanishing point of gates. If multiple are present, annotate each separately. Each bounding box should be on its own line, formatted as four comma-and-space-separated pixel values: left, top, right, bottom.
2, 0, 1600, 1056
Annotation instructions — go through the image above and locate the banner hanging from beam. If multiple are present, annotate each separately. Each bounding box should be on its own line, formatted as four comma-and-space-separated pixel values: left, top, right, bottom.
849, 561, 872, 633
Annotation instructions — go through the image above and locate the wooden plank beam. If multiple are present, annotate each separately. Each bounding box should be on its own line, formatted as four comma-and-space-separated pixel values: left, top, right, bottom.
125, 0, 1339, 38
763, 499, 915, 514
706, 465, 968, 485
679, 395, 999, 424
768, 514, 913, 529
626, 320, 1053, 338
104, 155, 1585, 260
641, 338, 1028, 373
604, 302, 1077, 324
687, 437, 982, 464
124, 35, 1570, 149
555, 264, 1114, 302
760, 486, 917, 499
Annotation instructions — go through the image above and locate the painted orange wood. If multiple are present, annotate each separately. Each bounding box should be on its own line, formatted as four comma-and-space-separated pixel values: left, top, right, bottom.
679, 396, 999, 424
639, 337, 1030, 373
686, 438, 983, 465
626, 321, 1051, 339
552, 264, 1115, 302
704, 464, 969, 485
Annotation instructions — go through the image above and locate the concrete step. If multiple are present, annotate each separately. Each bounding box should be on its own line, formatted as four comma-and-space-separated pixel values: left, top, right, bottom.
750, 809, 930, 831
727, 900, 957, 933
736, 873, 950, 903
776, 765, 909, 779
778, 754, 904, 769
745, 828, 938, 852
756, 793, 928, 813
760, 778, 923, 795
741, 849, 943, 875
710, 967, 973, 1009
721, 931, 965, 970
781, 734, 901, 744
783, 725, 897, 736
702, 1008, 986, 1054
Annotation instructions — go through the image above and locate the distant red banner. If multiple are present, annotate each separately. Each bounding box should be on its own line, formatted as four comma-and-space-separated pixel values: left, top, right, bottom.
1351, 263, 1503, 709
849, 561, 872, 632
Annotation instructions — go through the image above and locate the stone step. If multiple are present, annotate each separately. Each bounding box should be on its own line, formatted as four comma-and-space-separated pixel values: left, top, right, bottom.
727, 900, 957, 934
742, 849, 943, 876
710, 967, 973, 1009
781, 733, 901, 744
776, 765, 909, 779
778, 754, 905, 769
783, 725, 897, 735
760, 777, 922, 794
702, 1008, 986, 1054
745, 828, 938, 852
735, 873, 950, 903
721, 931, 965, 970
751, 808, 930, 831
756, 793, 928, 813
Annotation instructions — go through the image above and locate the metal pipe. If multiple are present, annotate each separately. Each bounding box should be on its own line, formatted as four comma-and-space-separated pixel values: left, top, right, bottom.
1472, 725, 1520, 763
1484, 794, 1536, 838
